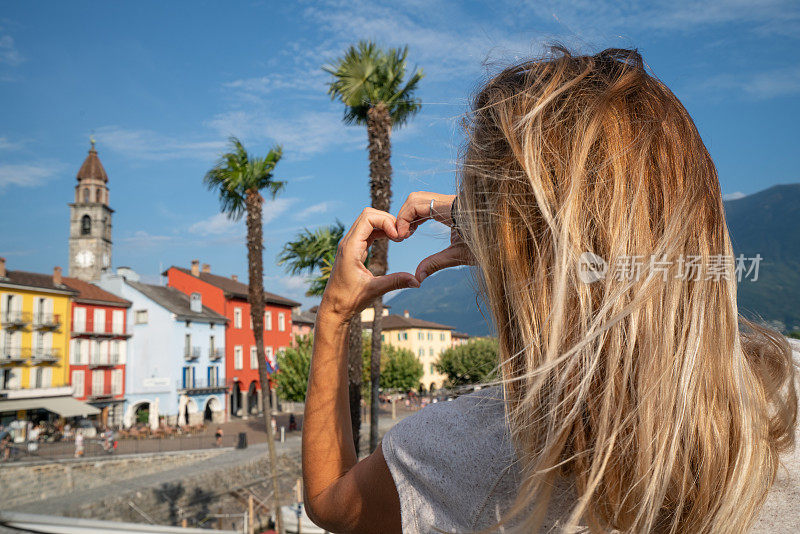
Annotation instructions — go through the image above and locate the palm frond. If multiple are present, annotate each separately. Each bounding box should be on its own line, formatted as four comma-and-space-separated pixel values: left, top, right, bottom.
323, 40, 425, 129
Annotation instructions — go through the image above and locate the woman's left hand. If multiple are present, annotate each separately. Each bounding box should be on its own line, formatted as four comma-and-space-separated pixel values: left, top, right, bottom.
319, 207, 420, 323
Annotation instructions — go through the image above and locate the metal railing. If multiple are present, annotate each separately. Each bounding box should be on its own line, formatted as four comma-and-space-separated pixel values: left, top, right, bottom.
32, 313, 61, 329
184, 346, 201, 360
180, 378, 227, 391
30, 347, 61, 363
88, 355, 121, 368
1, 346, 31, 363
1, 311, 31, 327
209, 347, 223, 360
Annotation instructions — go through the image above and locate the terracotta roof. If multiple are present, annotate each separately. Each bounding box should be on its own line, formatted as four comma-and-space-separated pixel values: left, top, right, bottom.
0, 270, 76, 295
167, 266, 300, 308
62, 277, 131, 307
76, 145, 108, 183
452, 331, 470, 339
127, 281, 227, 323
364, 314, 454, 331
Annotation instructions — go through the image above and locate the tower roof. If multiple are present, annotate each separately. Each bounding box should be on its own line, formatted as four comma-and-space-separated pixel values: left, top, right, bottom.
76, 139, 108, 183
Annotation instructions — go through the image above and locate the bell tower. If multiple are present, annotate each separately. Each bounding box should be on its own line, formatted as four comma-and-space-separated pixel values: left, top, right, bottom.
68, 138, 113, 281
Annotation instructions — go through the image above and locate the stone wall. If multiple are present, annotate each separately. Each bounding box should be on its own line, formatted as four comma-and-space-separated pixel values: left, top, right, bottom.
0, 448, 225, 508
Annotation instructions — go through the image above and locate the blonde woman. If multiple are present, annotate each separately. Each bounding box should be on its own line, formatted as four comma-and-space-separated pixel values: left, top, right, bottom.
302, 47, 798, 533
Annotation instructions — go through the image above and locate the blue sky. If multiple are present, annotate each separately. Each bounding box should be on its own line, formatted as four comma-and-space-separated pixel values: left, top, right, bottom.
1, 0, 798, 307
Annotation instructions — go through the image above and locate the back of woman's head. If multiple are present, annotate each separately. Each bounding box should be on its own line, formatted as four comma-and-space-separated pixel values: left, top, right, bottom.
457, 46, 797, 533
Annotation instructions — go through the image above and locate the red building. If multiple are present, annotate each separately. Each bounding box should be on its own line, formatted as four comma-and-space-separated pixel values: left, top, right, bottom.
164, 261, 299, 419
62, 277, 131, 428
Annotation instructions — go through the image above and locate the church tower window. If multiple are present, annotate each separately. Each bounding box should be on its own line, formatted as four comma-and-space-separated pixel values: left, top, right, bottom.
96, 189, 102, 203
83, 188, 89, 202
81, 215, 92, 235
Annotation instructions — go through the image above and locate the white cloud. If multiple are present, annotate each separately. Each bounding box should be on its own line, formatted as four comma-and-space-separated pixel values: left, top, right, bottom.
723, 191, 747, 201
0, 34, 23, 66
120, 230, 176, 251
188, 213, 240, 236
0, 137, 24, 150
207, 109, 363, 158
95, 126, 226, 161
294, 201, 333, 221
703, 65, 800, 99
188, 198, 298, 236
0, 161, 63, 188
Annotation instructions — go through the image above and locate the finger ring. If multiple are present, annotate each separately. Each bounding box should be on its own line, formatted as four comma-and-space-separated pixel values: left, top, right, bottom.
429, 199, 435, 218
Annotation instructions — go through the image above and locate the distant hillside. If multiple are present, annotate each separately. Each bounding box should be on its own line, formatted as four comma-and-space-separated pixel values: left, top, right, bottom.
726, 183, 800, 331
389, 183, 800, 335
387, 267, 495, 337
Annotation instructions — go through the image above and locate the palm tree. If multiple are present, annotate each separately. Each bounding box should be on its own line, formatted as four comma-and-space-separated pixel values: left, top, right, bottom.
204, 137, 286, 534
278, 223, 367, 455
324, 40, 424, 451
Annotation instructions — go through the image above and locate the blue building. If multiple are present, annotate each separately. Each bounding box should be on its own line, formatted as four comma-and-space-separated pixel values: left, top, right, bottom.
98, 268, 227, 428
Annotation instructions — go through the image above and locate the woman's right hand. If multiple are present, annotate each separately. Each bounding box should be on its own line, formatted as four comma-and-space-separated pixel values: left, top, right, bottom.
395, 191, 475, 283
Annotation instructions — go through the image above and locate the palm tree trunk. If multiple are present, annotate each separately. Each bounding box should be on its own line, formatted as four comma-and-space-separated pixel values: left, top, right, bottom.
348, 315, 363, 455
245, 189, 284, 534
366, 101, 392, 452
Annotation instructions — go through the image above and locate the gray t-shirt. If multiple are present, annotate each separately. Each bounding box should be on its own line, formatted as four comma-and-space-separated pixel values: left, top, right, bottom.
382, 386, 800, 533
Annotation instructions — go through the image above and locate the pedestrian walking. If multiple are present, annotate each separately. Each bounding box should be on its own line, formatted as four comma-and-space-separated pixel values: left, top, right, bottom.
74, 431, 84, 458
215, 427, 223, 447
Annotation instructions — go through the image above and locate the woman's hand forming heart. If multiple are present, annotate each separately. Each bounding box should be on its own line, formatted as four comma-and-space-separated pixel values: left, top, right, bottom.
395, 191, 475, 282
319, 207, 420, 323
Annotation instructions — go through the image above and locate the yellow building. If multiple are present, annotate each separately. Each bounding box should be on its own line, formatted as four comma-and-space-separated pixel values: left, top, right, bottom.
363, 309, 454, 391
0, 261, 97, 423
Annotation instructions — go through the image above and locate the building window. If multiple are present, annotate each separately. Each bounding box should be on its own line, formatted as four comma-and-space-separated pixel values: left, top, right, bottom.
266, 346, 274, 369
91, 370, 104, 395
95, 189, 102, 203
81, 214, 92, 235
278, 313, 285, 332
418, 348, 424, 357
110, 340, 120, 364
182, 366, 195, 389
82, 188, 89, 202
71, 370, 85, 397
234, 346, 243, 370
112, 310, 124, 334
208, 366, 219, 387
265, 311, 272, 331
234, 308, 243, 329
417, 332, 423, 340
111, 369, 123, 395
427, 332, 433, 341
429, 347, 434, 356
250, 346, 258, 369
403, 332, 408, 340
381, 334, 385, 342
93, 309, 105, 333
440, 333, 445, 341
134, 310, 148, 324
429, 364, 435, 375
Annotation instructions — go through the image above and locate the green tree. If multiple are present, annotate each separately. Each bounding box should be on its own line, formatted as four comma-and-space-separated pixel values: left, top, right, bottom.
275, 335, 313, 402
435, 338, 500, 388
278, 222, 367, 454
324, 40, 424, 452
380, 345, 424, 391
203, 136, 286, 534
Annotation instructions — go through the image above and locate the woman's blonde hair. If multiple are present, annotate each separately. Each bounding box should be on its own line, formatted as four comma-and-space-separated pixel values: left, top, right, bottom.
458, 46, 797, 533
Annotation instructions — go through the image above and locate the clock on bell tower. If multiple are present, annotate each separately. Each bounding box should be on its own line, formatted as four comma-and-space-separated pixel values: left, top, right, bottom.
68, 138, 113, 281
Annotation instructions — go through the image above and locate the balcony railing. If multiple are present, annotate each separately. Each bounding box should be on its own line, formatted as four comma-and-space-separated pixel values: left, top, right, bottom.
209, 347, 223, 361
71, 322, 130, 337
184, 346, 201, 361
1, 346, 30, 364
88, 355, 121, 368
32, 313, 61, 330
180, 378, 227, 392
88, 383, 120, 399
1, 311, 31, 328
31, 347, 61, 363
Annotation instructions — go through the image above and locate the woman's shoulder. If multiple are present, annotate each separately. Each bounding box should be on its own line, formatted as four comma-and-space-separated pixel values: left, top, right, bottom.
382, 387, 518, 532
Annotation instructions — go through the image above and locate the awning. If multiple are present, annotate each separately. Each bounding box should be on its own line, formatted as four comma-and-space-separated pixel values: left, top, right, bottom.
0, 396, 100, 417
